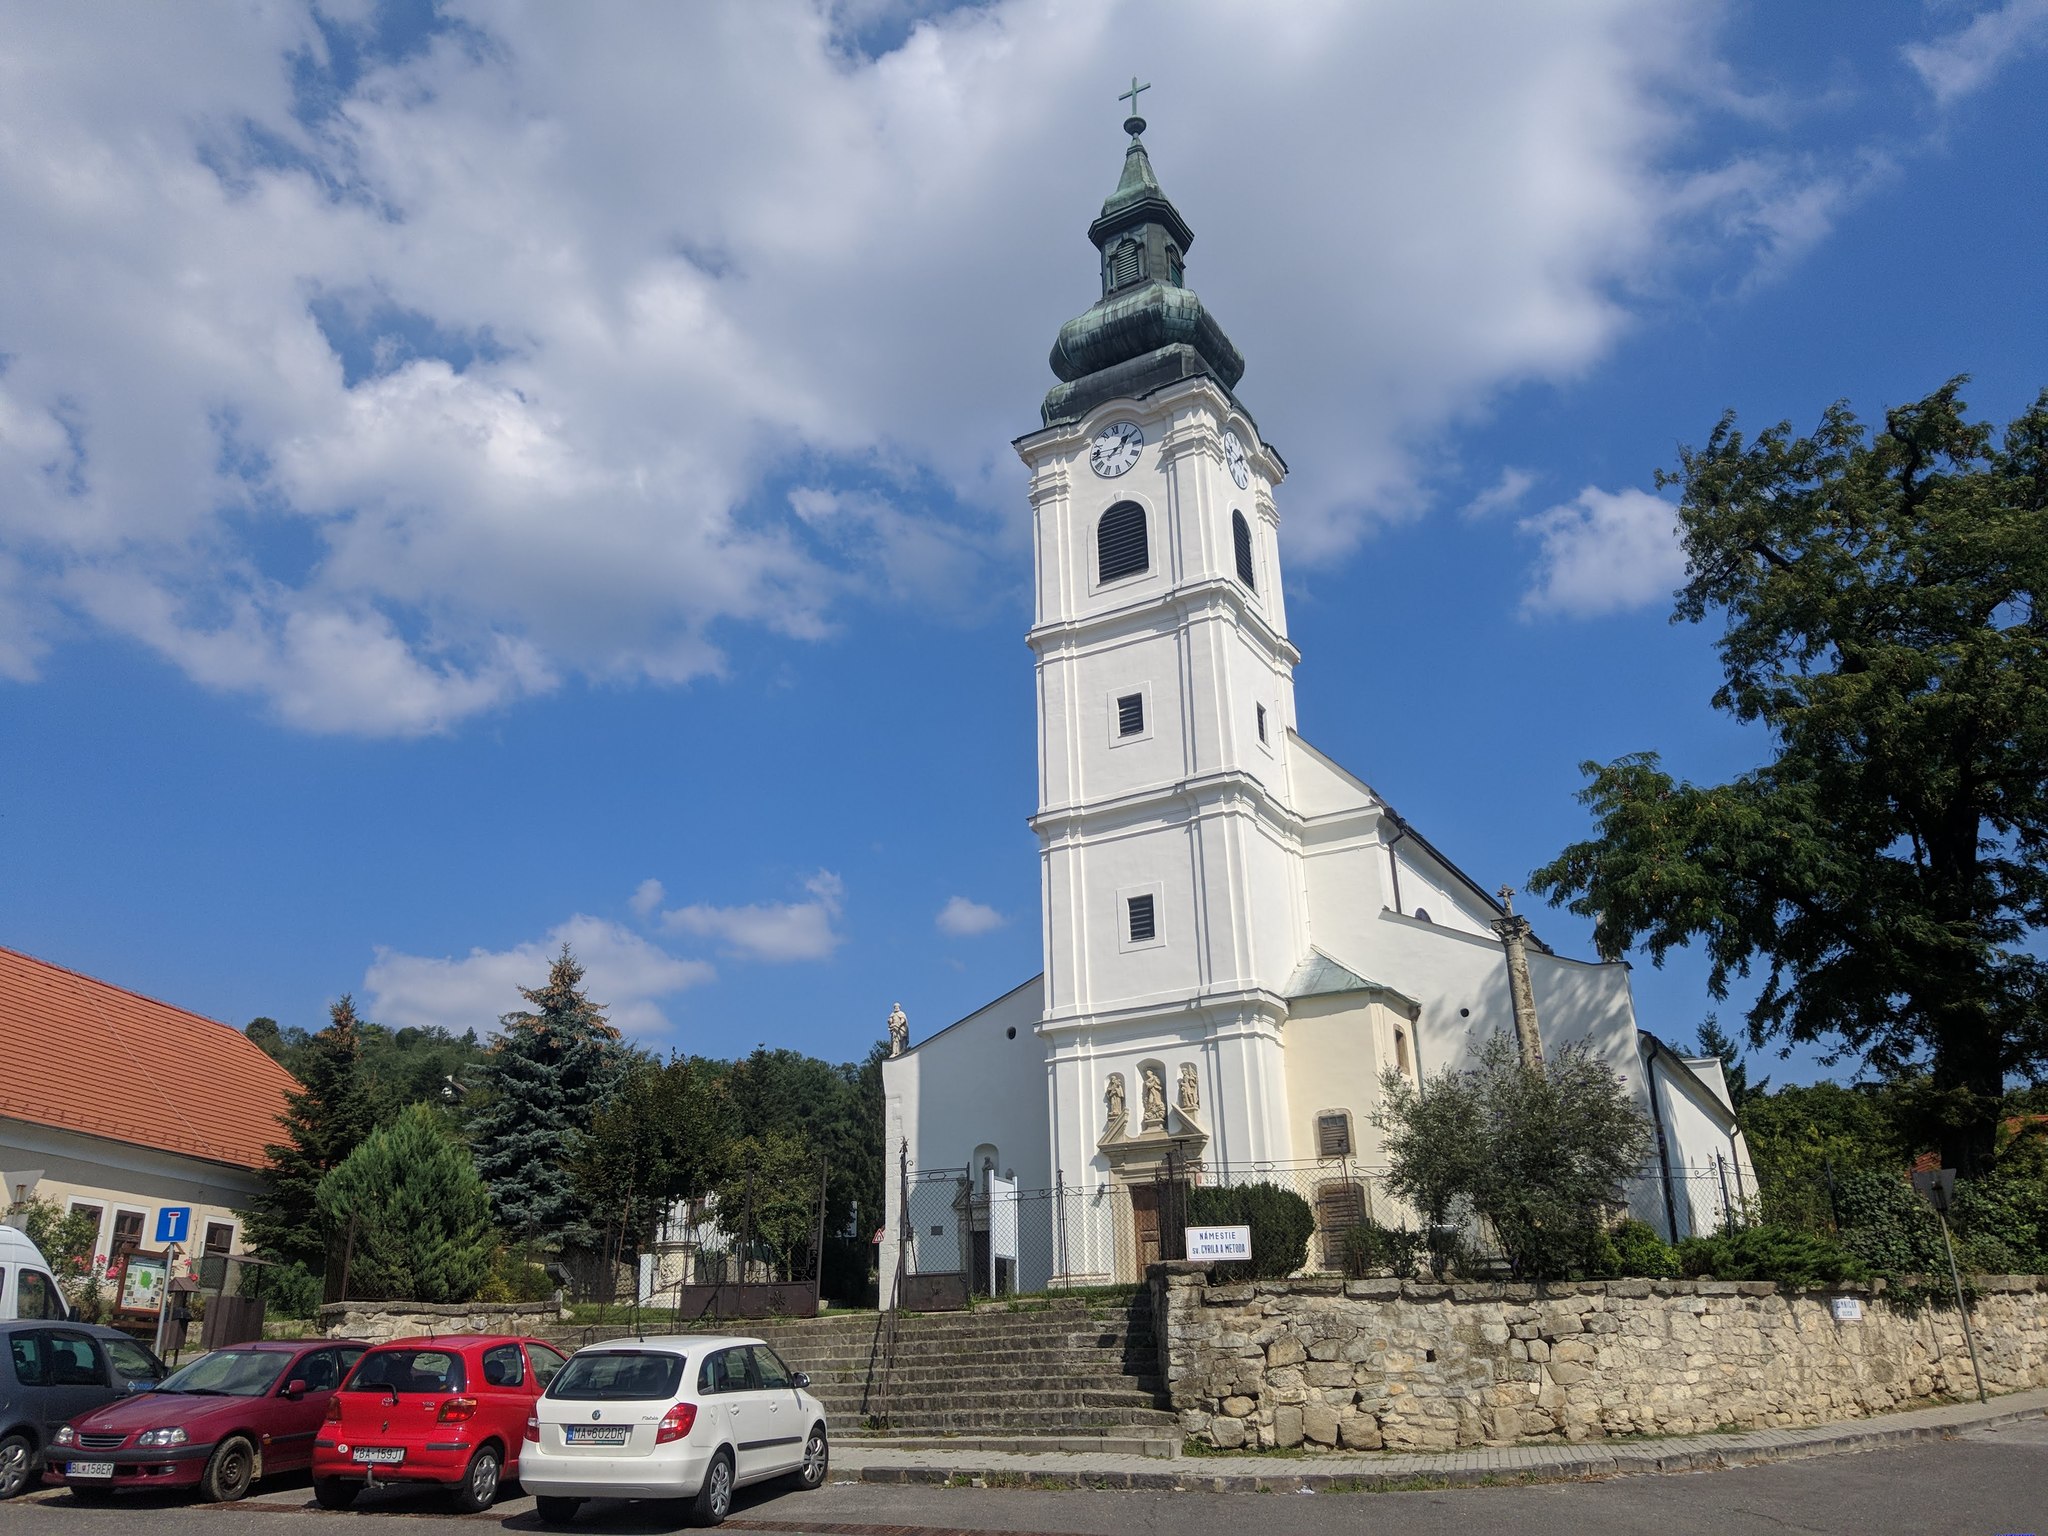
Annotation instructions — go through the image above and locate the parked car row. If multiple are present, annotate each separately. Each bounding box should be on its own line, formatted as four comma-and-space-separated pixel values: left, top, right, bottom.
1, 1322, 827, 1526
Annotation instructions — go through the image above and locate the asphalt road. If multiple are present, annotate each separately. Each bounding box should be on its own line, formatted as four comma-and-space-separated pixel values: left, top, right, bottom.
12, 1418, 2045, 1536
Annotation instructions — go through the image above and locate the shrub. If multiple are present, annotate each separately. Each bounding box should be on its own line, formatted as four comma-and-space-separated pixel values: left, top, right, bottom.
1830, 1168, 1945, 1275
251, 1260, 325, 1320
1675, 1224, 1868, 1289
316, 1103, 495, 1303
1607, 1218, 1680, 1279
1184, 1183, 1313, 1279
1341, 1217, 1422, 1279
1947, 1174, 2047, 1274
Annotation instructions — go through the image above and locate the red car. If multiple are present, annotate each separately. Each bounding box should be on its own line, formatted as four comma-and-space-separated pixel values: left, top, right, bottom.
312, 1335, 567, 1512
44, 1339, 367, 1503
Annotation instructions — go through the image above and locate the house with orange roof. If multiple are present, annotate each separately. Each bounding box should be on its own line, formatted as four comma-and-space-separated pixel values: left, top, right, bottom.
0, 945, 299, 1280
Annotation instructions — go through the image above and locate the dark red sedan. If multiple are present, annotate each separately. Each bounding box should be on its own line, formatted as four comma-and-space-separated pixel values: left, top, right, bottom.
312, 1335, 567, 1512
44, 1339, 367, 1503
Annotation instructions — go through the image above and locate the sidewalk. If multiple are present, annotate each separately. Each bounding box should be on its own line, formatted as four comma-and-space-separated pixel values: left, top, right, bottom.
840, 1387, 2048, 1491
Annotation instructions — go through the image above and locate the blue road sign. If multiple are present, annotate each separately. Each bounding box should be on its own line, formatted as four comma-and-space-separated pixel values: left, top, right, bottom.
155, 1207, 191, 1245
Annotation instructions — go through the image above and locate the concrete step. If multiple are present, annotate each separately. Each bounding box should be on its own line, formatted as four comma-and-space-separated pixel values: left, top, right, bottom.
838, 1431, 1179, 1460
808, 1385, 1165, 1411
843, 1407, 1179, 1433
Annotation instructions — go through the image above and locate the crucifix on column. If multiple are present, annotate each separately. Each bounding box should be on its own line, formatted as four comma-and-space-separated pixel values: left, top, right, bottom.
1491, 884, 1546, 1071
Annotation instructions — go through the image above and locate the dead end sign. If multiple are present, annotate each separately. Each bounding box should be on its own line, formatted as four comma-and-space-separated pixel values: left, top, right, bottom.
1185, 1225, 1251, 1261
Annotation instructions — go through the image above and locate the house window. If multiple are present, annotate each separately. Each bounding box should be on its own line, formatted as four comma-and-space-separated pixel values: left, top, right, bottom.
1097, 501, 1149, 583
1117, 693, 1145, 737
69, 1203, 104, 1249
1394, 1028, 1412, 1076
1316, 1110, 1353, 1159
203, 1222, 235, 1258
110, 1209, 144, 1255
1127, 893, 1156, 944
1316, 1180, 1367, 1270
1256, 704, 1268, 744
1232, 510, 1257, 589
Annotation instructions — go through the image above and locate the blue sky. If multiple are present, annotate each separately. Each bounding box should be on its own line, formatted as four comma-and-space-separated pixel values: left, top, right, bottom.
3, 1, 2044, 1084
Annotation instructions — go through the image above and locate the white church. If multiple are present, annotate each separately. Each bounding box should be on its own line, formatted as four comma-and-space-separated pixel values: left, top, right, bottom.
881, 110, 1753, 1297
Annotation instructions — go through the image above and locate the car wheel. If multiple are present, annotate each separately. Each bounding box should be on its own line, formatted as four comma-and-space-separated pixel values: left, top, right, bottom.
313, 1477, 361, 1511
689, 1448, 733, 1527
0, 1436, 34, 1501
450, 1445, 501, 1513
534, 1494, 583, 1526
200, 1435, 257, 1503
792, 1426, 828, 1490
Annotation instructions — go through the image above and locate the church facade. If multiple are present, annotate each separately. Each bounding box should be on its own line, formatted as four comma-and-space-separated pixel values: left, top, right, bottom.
881, 114, 1752, 1297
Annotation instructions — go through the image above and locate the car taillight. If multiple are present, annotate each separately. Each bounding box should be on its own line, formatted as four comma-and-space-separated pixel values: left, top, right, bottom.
324, 1397, 343, 1424
523, 1415, 539, 1443
437, 1397, 478, 1424
655, 1403, 697, 1444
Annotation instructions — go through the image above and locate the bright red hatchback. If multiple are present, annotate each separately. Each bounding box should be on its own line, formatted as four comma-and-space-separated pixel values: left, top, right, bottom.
311, 1336, 567, 1512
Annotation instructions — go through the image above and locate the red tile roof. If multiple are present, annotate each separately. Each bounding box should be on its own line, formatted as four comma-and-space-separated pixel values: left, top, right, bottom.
0, 945, 299, 1172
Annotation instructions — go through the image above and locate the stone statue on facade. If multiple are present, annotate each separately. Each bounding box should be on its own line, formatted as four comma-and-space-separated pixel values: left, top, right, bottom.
886, 1002, 908, 1058
1178, 1062, 1199, 1115
1104, 1072, 1126, 1130
1142, 1065, 1167, 1130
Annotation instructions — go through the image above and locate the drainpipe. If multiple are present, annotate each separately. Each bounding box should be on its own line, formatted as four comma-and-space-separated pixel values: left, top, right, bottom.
1490, 886, 1544, 1071
1384, 821, 1409, 916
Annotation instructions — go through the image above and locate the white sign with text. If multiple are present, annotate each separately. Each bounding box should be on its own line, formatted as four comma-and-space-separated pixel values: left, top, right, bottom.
1185, 1224, 1252, 1262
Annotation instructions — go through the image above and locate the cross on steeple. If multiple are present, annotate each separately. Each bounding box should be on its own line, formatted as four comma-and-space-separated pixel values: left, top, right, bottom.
1119, 75, 1150, 136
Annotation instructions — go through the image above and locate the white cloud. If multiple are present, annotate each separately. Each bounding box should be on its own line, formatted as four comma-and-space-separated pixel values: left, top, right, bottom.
364, 914, 715, 1038
1519, 487, 1686, 619
1462, 468, 1537, 520
661, 869, 846, 962
1905, 0, 2048, 105
628, 878, 665, 918
0, 2, 1862, 730
936, 895, 1005, 936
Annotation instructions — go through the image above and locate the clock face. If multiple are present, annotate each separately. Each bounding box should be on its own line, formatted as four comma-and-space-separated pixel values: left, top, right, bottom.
1223, 429, 1250, 489
1089, 420, 1145, 478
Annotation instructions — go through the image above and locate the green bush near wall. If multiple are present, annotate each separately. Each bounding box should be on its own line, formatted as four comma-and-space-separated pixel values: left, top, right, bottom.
1185, 1183, 1314, 1280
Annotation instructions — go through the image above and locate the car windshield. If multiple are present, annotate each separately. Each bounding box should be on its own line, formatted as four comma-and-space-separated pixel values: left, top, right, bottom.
158, 1350, 286, 1397
547, 1351, 685, 1401
346, 1348, 466, 1395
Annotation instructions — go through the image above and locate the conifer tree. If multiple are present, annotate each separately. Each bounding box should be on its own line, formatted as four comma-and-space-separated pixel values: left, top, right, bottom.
468, 946, 629, 1255
245, 996, 375, 1268
315, 1104, 494, 1303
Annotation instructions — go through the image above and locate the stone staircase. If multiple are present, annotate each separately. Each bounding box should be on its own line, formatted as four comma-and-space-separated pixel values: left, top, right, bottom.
578, 1294, 1179, 1457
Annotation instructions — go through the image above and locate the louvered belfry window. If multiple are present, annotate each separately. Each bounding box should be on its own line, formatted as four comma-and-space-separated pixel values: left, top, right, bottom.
1316, 1111, 1353, 1159
1127, 893, 1156, 944
1108, 238, 1142, 291
1232, 509, 1257, 589
1098, 501, 1148, 583
1117, 693, 1145, 737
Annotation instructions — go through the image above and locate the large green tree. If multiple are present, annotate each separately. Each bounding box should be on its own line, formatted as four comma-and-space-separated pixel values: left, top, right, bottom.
571, 1053, 726, 1264
468, 946, 631, 1253
245, 996, 375, 1268
1532, 381, 2048, 1174
316, 1104, 494, 1303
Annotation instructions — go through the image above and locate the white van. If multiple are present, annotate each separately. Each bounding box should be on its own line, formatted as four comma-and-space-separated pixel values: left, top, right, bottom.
0, 1224, 70, 1320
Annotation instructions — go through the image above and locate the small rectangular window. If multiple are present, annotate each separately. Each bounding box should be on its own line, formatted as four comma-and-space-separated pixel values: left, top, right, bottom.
110, 1210, 143, 1254
1117, 693, 1144, 737
1316, 1111, 1353, 1159
1127, 893, 1156, 944
203, 1222, 235, 1257
1256, 704, 1267, 743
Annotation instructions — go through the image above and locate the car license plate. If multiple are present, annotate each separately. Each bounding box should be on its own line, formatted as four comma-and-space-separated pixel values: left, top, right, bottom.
68, 1462, 116, 1479
351, 1447, 405, 1465
565, 1427, 629, 1446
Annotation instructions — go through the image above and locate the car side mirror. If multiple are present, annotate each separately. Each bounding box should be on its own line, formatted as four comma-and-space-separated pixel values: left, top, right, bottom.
791, 1372, 810, 1390
284, 1379, 308, 1401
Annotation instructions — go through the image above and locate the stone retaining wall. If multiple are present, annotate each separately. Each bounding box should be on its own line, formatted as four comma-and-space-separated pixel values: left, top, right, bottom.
1149, 1264, 2048, 1451
318, 1299, 569, 1342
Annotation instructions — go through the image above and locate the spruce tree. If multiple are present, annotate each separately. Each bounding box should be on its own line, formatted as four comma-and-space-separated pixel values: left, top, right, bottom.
245, 996, 375, 1268
469, 946, 629, 1255
316, 1104, 494, 1303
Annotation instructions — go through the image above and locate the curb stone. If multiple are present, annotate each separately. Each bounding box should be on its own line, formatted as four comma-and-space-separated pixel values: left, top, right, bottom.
845, 1387, 2048, 1493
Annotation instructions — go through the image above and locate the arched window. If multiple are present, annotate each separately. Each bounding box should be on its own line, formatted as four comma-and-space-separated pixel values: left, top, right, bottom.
1232, 509, 1257, 589
1097, 501, 1149, 583
1106, 238, 1142, 292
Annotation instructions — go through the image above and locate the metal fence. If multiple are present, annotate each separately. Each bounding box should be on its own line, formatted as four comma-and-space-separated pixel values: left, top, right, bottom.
894, 1154, 1763, 1297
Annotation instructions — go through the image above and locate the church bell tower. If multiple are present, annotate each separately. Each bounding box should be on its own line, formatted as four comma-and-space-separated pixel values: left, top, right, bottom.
1017, 97, 1306, 1204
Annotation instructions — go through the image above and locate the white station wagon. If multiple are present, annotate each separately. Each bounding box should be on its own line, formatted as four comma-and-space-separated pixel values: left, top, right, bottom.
519, 1334, 827, 1526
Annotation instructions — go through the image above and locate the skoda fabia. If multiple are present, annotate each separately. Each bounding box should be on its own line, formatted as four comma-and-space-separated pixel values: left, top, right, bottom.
519, 1335, 827, 1526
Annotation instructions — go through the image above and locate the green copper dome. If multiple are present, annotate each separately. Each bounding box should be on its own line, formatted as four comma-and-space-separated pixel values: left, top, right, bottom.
1041, 120, 1246, 427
